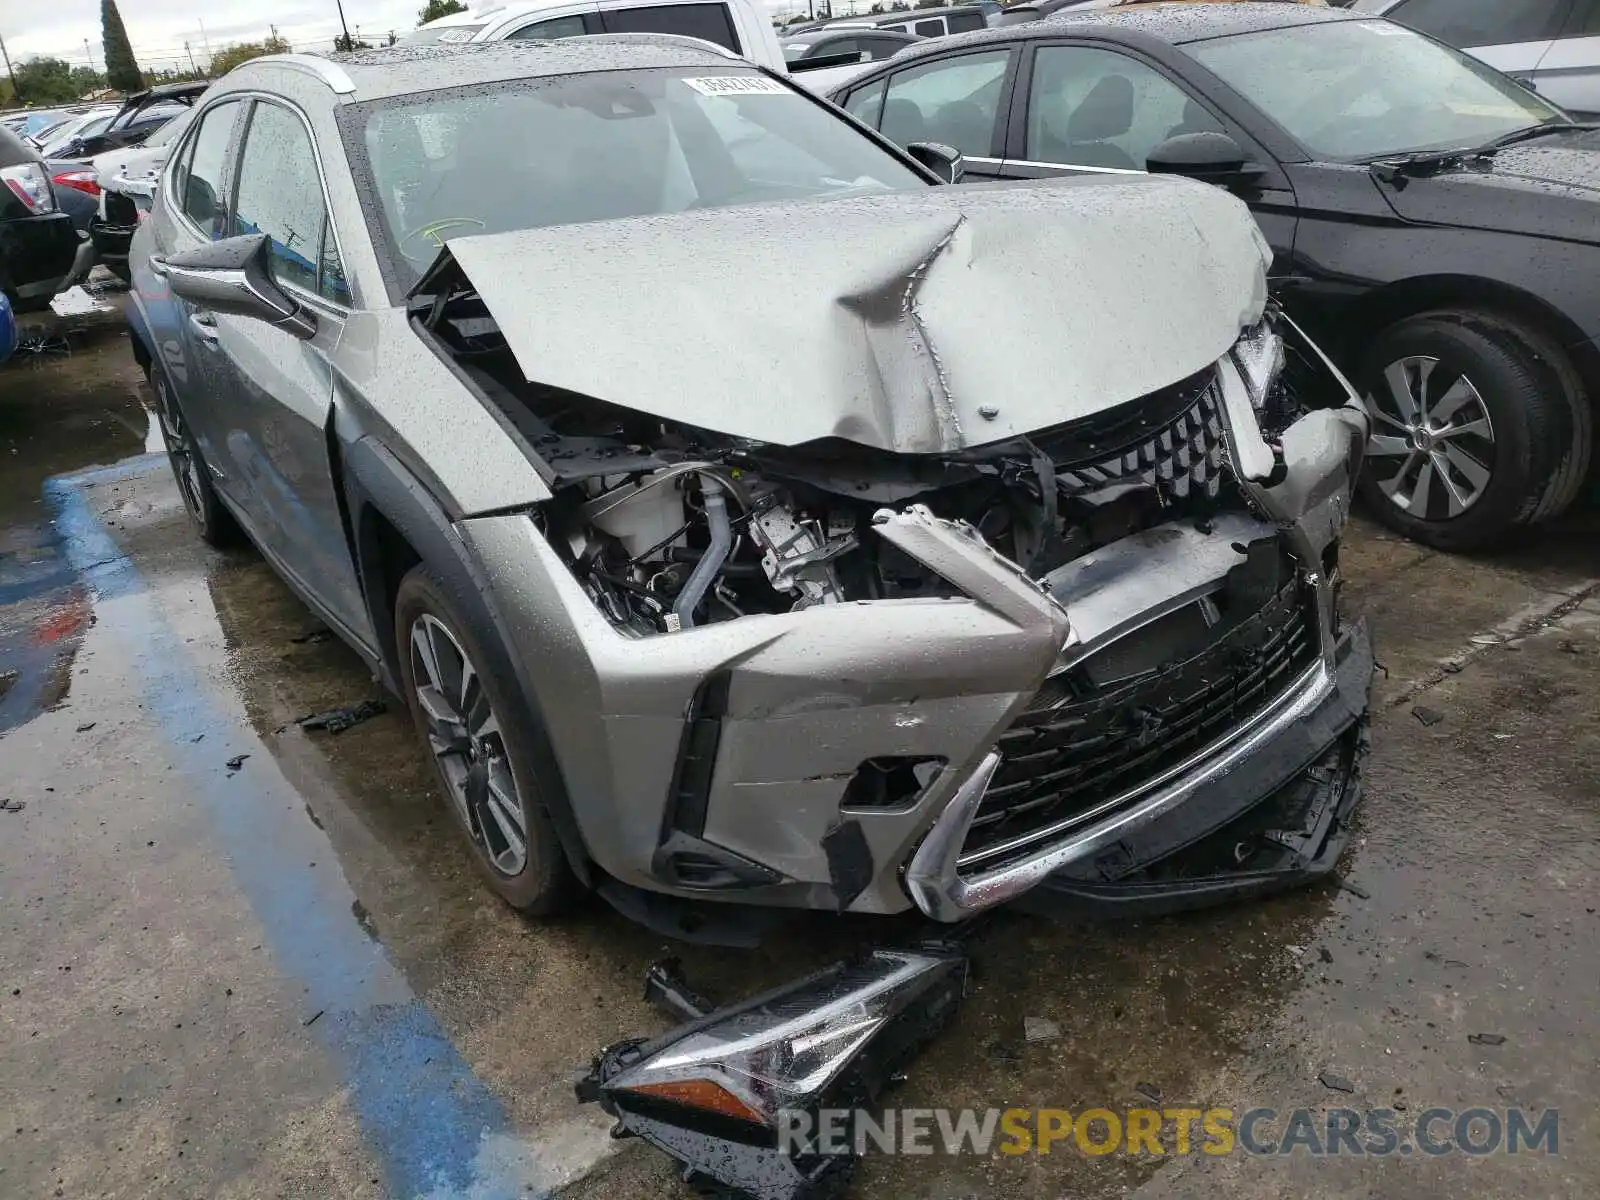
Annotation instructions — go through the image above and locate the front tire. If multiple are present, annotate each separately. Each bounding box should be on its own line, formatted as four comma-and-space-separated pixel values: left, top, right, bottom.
1356, 313, 1572, 552
395, 565, 576, 914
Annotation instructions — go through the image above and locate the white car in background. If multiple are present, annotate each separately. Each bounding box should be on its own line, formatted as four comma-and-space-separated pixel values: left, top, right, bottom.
1353, 0, 1600, 116
87, 107, 198, 281
407, 0, 880, 91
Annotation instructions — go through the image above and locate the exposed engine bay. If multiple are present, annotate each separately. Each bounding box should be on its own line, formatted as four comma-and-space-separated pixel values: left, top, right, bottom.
423, 294, 1338, 639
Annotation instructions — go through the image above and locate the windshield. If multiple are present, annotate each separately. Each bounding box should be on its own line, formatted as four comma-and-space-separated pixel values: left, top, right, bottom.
1188, 19, 1563, 161
345, 68, 926, 289
39, 113, 114, 156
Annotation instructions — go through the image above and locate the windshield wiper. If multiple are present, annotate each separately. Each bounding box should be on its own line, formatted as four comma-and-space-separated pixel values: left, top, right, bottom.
1370, 120, 1600, 179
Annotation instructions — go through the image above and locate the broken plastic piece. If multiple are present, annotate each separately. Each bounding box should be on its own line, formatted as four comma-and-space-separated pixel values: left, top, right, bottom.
297, 698, 387, 734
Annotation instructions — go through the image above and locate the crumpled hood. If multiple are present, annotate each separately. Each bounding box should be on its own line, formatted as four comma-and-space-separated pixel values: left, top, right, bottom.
433, 175, 1268, 454
1377, 129, 1600, 245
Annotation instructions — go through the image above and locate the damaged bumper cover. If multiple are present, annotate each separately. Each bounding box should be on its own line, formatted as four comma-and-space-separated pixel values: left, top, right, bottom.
460, 359, 1371, 925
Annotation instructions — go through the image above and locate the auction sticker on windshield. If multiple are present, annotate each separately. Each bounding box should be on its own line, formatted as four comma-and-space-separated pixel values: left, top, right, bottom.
682, 76, 789, 96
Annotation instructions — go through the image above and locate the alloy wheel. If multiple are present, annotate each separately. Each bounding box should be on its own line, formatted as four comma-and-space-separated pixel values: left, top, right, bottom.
1362, 356, 1497, 519
154, 377, 207, 525
408, 613, 528, 876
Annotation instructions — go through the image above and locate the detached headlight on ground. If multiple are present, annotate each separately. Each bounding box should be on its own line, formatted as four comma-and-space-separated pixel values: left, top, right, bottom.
578, 948, 967, 1200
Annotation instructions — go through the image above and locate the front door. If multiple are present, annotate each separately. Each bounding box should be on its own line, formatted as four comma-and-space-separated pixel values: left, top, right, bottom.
994, 42, 1300, 276
205, 98, 373, 646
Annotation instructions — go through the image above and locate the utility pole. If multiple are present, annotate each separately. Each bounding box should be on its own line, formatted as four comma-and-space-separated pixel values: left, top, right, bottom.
184, 40, 198, 76
335, 0, 352, 50
0, 32, 21, 103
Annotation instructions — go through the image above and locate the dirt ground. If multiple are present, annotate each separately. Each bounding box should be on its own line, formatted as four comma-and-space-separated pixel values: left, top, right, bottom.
1, 311, 1596, 1199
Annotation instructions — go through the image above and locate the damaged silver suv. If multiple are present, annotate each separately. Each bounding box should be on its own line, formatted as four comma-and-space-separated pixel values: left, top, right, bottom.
127, 37, 1372, 938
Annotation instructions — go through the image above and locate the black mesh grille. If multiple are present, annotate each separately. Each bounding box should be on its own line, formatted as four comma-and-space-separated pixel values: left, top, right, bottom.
960, 577, 1318, 870
1057, 382, 1229, 503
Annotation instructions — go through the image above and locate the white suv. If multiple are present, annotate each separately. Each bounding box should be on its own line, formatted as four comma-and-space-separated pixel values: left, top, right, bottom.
405, 0, 878, 90
1356, 0, 1600, 116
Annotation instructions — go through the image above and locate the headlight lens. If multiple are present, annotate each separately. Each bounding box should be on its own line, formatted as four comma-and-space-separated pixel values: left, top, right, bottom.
601, 948, 965, 1128
1233, 320, 1285, 413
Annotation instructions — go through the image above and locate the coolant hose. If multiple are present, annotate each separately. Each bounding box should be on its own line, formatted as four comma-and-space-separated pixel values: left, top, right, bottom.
672, 477, 732, 630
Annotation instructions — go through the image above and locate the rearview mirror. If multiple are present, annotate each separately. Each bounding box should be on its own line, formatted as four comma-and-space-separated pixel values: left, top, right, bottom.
906, 140, 965, 185
1146, 131, 1263, 187
152, 233, 317, 340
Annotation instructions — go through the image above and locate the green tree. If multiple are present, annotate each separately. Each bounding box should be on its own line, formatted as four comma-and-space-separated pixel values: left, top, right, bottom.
418, 0, 469, 25
70, 66, 108, 95
14, 57, 79, 105
101, 0, 144, 93
208, 34, 289, 77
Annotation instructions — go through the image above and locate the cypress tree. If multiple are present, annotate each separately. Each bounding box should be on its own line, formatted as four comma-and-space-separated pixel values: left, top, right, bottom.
101, 0, 145, 94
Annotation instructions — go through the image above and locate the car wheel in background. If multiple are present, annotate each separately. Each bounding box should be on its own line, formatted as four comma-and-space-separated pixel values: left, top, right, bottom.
1356, 313, 1572, 552
395, 565, 577, 914
149, 366, 241, 548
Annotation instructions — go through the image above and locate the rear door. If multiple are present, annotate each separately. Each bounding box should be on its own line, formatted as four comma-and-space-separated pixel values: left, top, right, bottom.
1534, 0, 1600, 115
1381, 0, 1573, 90
156, 98, 249, 478
203, 98, 372, 644
834, 47, 1021, 180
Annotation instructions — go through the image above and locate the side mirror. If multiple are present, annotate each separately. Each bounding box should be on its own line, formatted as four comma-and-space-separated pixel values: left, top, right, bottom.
1146, 131, 1263, 187
151, 233, 317, 340
906, 140, 965, 185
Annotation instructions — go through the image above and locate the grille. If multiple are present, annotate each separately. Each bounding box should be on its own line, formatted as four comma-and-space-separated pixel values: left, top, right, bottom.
960, 577, 1318, 870
1056, 381, 1229, 503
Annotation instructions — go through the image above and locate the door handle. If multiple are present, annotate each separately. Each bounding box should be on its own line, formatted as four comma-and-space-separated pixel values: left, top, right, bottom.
189, 311, 220, 344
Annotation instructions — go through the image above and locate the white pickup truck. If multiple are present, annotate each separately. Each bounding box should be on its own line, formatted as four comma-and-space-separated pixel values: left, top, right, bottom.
406, 0, 881, 92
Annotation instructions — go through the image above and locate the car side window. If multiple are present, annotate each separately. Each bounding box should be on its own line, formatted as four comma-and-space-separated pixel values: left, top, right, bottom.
861, 37, 907, 60
1025, 45, 1223, 171
174, 100, 243, 238
231, 101, 349, 306
506, 14, 590, 40
842, 76, 888, 125
1386, 0, 1572, 47
947, 12, 985, 34
599, 4, 742, 53
821, 37, 860, 59
913, 19, 946, 38
879, 50, 1012, 157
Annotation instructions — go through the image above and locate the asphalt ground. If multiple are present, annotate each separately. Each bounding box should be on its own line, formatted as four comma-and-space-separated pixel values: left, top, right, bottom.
1, 311, 1596, 1198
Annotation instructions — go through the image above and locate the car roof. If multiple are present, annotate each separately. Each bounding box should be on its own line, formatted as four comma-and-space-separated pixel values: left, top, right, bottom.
786, 27, 914, 42
235, 37, 742, 104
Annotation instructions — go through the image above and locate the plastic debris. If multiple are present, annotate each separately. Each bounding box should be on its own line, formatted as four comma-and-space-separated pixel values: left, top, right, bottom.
1468, 1033, 1506, 1046
48, 286, 115, 318
297, 699, 387, 735
1318, 1070, 1355, 1093
1023, 1016, 1060, 1043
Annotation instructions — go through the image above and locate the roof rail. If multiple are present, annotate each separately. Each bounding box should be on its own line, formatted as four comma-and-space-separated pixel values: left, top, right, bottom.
246, 54, 357, 94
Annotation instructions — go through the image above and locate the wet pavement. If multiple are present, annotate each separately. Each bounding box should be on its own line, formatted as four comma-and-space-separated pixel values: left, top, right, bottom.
1, 314, 1596, 1199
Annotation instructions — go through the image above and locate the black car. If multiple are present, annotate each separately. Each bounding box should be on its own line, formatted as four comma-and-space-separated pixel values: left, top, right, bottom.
831, 4, 1600, 550
0, 125, 80, 313
782, 26, 922, 66
46, 81, 206, 164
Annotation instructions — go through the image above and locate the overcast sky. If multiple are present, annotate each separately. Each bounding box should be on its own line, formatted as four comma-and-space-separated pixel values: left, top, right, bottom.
2, 0, 829, 76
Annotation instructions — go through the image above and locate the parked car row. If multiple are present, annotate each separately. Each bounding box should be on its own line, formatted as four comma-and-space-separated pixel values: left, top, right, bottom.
828, 3, 1600, 549
0, 83, 207, 308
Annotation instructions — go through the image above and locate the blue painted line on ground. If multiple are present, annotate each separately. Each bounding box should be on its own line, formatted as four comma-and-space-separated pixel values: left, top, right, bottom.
45, 458, 541, 1200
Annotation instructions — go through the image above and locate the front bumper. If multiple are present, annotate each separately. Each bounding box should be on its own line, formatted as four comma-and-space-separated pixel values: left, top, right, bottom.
460, 366, 1371, 925
909, 620, 1371, 921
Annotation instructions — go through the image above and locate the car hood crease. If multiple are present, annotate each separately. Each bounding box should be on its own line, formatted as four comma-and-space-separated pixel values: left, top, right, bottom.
431, 176, 1268, 453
